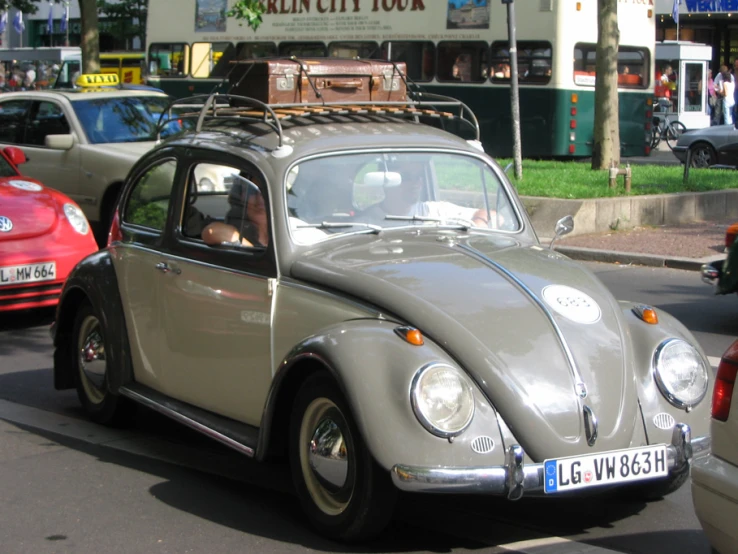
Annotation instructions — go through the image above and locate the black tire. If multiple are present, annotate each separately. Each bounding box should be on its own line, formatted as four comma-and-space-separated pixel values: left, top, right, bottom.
649, 126, 661, 150
289, 372, 397, 542
72, 301, 133, 426
689, 142, 717, 168
619, 465, 689, 501
665, 121, 687, 150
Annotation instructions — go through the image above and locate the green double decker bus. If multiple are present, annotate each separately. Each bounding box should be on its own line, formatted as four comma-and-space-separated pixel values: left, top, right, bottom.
145, 0, 655, 158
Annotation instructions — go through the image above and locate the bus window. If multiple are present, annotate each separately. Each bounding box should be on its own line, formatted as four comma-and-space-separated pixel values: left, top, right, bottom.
279, 42, 327, 57
490, 41, 551, 85
381, 41, 434, 82
191, 42, 232, 78
574, 44, 649, 89
437, 41, 488, 83
149, 43, 190, 77
328, 41, 380, 59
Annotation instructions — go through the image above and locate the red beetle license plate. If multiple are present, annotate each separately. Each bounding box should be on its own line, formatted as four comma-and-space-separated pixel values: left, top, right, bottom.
0, 262, 56, 286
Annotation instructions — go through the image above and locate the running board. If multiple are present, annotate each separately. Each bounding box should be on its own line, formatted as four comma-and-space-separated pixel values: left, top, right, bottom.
119, 383, 259, 458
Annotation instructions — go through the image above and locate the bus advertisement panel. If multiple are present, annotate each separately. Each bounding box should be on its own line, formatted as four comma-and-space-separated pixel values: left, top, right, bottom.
146, 0, 655, 158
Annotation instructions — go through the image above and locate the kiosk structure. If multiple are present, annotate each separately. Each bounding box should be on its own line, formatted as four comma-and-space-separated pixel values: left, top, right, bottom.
655, 41, 712, 130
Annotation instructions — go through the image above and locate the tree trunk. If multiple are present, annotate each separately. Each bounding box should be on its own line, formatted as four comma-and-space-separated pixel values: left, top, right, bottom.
79, 0, 100, 74
591, 0, 620, 170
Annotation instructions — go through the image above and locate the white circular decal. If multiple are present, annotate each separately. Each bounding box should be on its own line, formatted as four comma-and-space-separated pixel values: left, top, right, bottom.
7, 180, 42, 192
542, 285, 601, 324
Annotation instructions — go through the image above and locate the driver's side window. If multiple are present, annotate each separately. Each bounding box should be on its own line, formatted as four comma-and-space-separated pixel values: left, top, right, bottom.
181, 161, 269, 249
123, 159, 177, 231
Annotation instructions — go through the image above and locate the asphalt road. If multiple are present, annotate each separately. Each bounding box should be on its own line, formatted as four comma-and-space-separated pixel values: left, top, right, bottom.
0, 262, 730, 554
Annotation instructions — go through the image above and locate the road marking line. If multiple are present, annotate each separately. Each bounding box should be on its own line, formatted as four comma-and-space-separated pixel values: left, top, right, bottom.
497, 536, 622, 553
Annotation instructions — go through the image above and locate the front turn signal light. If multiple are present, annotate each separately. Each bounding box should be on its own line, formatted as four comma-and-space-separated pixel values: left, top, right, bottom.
395, 326, 424, 346
632, 304, 658, 324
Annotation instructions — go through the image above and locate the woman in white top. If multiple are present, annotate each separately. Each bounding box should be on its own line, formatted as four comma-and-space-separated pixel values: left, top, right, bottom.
717, 66, 735, 125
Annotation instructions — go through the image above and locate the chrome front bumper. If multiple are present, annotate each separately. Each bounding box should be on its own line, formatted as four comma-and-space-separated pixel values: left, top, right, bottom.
391, 423, 709, 499
701, 262, 721, 285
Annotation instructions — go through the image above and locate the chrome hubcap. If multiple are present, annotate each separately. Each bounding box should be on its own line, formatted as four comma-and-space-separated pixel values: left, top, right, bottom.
692, 148, 711, 168
299, 398, 353, 516
77, 315, 107, 404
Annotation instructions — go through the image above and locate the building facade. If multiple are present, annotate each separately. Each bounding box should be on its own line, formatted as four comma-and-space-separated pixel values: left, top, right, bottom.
655, 0, 738, 68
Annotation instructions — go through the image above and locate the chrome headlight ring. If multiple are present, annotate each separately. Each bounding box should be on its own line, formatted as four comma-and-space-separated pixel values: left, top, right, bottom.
410, 362, 475, 438
652, 338, 709, 409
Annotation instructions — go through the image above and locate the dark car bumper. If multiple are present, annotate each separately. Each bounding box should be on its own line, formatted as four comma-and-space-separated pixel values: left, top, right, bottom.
672, 145, 688, 163
391, 423, 708, 498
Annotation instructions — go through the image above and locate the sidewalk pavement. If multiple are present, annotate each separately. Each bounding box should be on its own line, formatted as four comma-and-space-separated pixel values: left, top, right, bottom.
550, 243, 723, 272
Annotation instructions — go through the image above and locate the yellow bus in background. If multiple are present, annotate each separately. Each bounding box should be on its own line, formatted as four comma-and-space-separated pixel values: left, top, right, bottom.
53, 51, 146, 88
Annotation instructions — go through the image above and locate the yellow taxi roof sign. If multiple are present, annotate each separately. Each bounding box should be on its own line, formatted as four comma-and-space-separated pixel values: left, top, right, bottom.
76, 73, 119, 87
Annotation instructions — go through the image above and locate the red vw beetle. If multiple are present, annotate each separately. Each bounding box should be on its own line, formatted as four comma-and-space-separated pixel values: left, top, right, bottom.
0, 146, 97, 312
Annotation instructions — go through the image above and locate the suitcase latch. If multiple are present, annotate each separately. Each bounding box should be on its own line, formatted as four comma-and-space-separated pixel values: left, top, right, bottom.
277, 71, 295, 91
382, 69, 401, 92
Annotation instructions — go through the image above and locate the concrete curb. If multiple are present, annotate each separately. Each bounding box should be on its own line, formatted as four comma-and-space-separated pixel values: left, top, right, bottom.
553, 245, 725, 272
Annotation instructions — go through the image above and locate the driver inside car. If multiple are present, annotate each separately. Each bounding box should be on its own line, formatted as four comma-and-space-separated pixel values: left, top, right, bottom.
360, 158, 497, 227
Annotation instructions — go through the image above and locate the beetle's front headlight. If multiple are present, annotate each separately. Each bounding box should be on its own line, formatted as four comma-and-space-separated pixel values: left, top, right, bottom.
63, 203, 89, 235
653, 338, 709, 409
411, 363, 475, 437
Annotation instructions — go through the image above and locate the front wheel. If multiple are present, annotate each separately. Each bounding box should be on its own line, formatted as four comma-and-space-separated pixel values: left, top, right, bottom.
72, 301, 133, 425
689, 142, 717, 168
665, 121, 687, 150
289, 373, 397, 542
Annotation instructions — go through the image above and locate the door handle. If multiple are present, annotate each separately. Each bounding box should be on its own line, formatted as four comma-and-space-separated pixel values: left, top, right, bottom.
156, 262, 181, 275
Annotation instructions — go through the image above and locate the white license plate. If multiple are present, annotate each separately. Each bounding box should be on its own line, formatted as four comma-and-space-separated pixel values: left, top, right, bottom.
0, 262, 56, 286
544, 444, 668, 493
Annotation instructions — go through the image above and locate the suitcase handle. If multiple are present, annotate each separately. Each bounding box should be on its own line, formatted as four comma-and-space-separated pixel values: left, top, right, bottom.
318, 78, 364, 91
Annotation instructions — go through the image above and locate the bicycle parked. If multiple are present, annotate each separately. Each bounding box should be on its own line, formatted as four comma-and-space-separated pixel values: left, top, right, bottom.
650, 98, 687, 150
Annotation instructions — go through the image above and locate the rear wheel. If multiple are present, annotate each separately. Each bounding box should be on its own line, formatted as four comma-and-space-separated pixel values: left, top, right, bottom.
72, 301, 133, 425
665, 121, 687, 150
289, 373, 397, 542
689, 142, 717, 168
649, 125, 661, 150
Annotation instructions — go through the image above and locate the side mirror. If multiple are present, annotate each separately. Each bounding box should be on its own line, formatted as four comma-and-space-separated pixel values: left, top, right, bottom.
45, 134, 75, 151
3, 146, 27, 166
549, 215, 574, 249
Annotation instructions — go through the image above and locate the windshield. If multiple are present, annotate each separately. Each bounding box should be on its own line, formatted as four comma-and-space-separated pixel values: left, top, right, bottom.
71, 96, 184, 144
286, 152, 521, 244
0, 152, 17, 178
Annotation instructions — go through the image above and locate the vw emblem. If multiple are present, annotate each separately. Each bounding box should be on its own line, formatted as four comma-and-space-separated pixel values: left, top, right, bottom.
0, 216, 13, 233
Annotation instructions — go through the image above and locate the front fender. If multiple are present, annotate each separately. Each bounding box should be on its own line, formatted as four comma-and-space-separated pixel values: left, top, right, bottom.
620, 301, 712, 443
266, 319, 507, 472
53, 248, 133, 393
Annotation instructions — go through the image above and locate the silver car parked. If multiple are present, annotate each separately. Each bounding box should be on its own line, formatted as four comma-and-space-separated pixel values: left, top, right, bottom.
52, 93, 712, 542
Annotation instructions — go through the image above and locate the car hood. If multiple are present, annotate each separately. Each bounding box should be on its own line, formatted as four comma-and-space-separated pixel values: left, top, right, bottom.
0, 177, 58, 240
679, 124, 737, 144
290, 230, 640, 461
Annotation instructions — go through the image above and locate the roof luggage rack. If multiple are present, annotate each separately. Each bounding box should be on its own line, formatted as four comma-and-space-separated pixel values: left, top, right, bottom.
157, 92, 481, 147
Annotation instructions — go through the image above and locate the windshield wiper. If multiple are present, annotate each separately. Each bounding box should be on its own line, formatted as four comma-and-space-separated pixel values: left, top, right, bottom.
297, 222, 382, 234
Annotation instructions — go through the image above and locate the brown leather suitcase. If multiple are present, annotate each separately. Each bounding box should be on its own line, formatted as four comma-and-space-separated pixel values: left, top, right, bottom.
228, 58, 407, 104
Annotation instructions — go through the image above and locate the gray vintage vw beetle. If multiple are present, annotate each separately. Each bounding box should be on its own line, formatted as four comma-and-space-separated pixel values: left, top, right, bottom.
51, 93, 712, 542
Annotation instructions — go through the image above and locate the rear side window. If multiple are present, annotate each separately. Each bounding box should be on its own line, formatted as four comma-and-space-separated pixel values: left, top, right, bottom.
26, 101, 70, 146
0, 100, 31, 144
149, 43, 190, 77
437, 41, 488, 83
381, 41, 435, 82
491, 41, 552, 85
124, 160, 177, 231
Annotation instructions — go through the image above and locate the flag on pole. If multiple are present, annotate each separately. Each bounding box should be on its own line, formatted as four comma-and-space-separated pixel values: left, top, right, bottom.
13, 11, 24, 34
672, 0, 680, 24
0, 12, 7, 35
60, 3, 68, 33
47, 2, 54, 34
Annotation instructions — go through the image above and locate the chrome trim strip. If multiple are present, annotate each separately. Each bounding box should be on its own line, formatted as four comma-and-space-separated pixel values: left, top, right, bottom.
456, 243, 587, 398
391, 434, 709, 495
119, 387, 255, 458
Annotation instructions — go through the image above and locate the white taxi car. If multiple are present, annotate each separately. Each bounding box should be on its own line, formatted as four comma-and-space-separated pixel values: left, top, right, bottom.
0, 74, 182, 243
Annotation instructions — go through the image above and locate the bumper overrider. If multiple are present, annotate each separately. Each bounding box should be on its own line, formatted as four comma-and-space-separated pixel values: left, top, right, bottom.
391, 423, 709, 499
